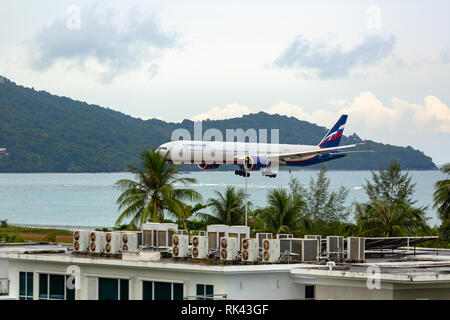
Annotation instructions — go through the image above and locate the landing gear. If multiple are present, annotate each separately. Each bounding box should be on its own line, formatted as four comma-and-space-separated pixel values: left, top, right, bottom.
235, 170, 250, 177
261, 170, 276, 178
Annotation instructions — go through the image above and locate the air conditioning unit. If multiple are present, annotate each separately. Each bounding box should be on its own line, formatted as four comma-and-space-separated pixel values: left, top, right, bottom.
120, 232, 139, 253
89, 231, 106, 253
172, 234, 189, 258
256, 233, 273, 249
104, 232, 121, 254
280, 238, 319, 262
142, 229, 153, 247
229, 226, 250, 251
73, 230, 89, 252
276, 234, 294, 239
346, 237, 365, 262
302, 239, 319, 261
219, 237, 238, 261
326, 236, 344, 260
262, 239, 280, 263
142, 223, 178, 248
241, 238, 259, 262
279, 238, 302, 262
191, 235, 209, 259
207, 225, 229, 251
304, 235, 322, 254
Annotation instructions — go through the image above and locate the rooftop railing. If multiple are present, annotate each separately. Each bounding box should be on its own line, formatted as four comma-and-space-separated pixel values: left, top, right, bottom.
8, 223, 111, 231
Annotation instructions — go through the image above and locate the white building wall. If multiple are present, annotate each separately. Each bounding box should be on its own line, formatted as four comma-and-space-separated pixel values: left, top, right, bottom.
5, 259, 229, 300
6, 259, 306, 300
315, 284, 394, 300
226, 272, 305, 300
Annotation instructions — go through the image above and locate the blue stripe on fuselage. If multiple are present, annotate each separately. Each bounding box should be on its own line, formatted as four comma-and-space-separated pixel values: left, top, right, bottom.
285, 153, 346, 167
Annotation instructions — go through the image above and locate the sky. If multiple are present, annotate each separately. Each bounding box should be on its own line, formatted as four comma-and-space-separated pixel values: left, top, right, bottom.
0, 0, 449, 164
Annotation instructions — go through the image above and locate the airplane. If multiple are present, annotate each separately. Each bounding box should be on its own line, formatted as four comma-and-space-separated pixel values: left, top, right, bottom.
156, 115, 366, 178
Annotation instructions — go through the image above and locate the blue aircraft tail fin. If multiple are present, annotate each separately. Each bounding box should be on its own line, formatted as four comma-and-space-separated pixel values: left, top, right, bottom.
318, 115, 348, 149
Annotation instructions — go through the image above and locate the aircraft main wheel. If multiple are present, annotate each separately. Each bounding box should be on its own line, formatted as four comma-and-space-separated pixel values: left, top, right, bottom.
246, 172, 250, 177
235, 170, 239, 175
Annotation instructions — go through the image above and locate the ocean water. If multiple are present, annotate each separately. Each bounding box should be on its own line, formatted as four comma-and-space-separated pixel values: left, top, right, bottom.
0, 170, 446, 227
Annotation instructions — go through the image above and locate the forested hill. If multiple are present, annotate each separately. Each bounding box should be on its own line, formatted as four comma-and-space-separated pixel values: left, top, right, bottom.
0, 76, 436, 172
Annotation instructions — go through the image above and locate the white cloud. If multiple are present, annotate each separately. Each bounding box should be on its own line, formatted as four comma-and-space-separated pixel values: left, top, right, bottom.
263, 102, 336, 126
339, 92, 450, 137
29, 4, 178, 83
190, 92, 450, 163
190, 93, 450, 137
273, 34, 397, 79
190, 103, 253, 121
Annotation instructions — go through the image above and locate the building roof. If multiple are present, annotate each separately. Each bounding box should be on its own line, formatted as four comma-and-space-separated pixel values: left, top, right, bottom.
1, 242, 450, 282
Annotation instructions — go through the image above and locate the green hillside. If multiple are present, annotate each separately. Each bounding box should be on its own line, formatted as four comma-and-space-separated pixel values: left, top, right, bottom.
0, 76, 436, 172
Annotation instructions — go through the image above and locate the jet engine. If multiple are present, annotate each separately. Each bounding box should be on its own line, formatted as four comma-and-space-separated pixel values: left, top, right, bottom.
198, 163, 220, 170
244, 156, 269, 171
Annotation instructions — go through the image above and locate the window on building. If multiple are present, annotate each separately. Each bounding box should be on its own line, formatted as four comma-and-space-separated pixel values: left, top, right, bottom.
119, 279, 129, 301
98, 278, 129, 300
38, 274, 75, 300
305, 285, 315, 300
142, 281, 183, 300
19, 272, 33, 300
196, 284, 214, 300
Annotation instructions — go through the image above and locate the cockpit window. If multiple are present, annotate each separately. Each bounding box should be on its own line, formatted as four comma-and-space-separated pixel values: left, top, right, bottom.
159, 147, 168, 150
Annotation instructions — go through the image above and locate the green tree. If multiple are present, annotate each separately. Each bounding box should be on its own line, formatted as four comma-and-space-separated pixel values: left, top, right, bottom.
115, 149, 201, 228
199, 186, 246, 225
364, 161, 416, 206
438, 222, 450, 248
256, 187, 307, 235
355, 200, 428, 237
433, 163, 450, 223
171, 203, 209, 234
303, 166, 350, 223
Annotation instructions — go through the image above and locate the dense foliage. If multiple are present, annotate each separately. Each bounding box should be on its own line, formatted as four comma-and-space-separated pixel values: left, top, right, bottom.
179, 163, 440, 243
0, 76, 436, 172
115, 149, 201, 228
364, 161, 417, 206
198, 186, 247, 225
433, 163, 450, 223
254, 187, 306, 235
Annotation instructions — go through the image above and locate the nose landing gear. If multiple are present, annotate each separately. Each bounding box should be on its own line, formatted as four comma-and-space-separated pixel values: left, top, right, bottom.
261, 169, 277, 178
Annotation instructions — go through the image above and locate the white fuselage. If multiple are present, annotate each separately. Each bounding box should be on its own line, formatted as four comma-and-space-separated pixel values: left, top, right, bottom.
157, 140, 319, 164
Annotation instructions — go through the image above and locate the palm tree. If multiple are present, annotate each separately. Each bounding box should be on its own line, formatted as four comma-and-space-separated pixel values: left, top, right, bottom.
433, 163, 450, 223
115, 149, 202, 228
198, 186, 246, 225
171, 202, 209, 234
355, 199, 428, 237
256, 187, 306, 235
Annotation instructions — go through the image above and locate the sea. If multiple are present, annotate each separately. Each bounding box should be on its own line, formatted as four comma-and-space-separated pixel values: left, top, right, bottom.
0, 170, 446, 228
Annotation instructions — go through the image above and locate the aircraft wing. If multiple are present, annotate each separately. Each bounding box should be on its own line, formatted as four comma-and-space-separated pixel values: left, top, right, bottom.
266, 144, 361, 161
233, 143, 368, 163
327, 150, 374, 156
